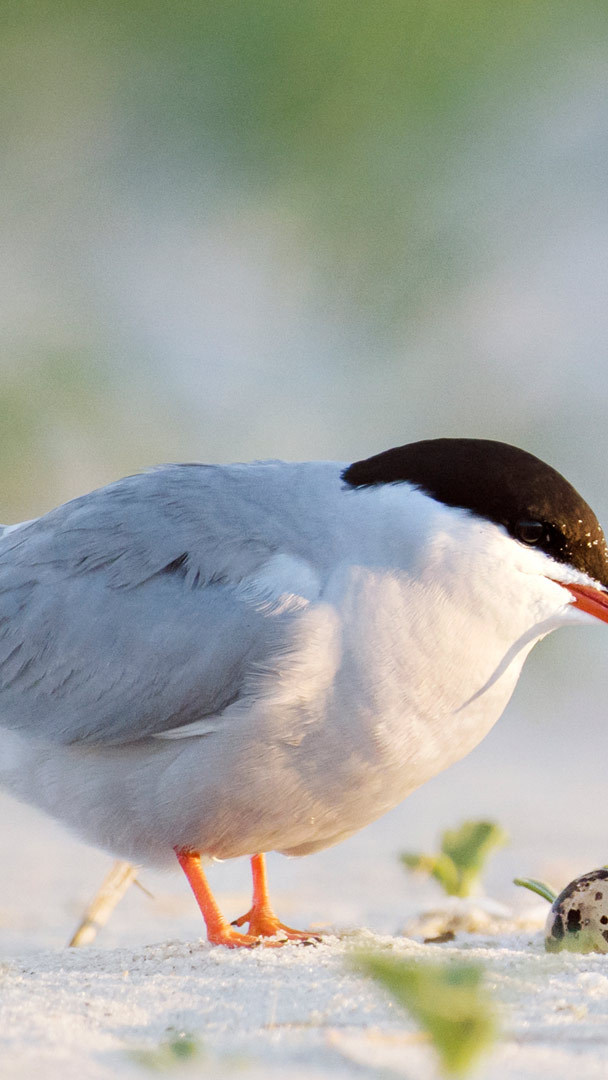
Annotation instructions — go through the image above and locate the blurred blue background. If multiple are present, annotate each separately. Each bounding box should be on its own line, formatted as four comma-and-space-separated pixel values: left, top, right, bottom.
2, 1, 608, 942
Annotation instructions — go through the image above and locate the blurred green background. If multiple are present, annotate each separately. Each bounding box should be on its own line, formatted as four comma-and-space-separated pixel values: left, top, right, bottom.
2, 2, 608, 853
3, 1, 608, 516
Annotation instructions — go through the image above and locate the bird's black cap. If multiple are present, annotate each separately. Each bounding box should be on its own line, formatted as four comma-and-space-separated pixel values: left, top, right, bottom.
343, 438, 608, 588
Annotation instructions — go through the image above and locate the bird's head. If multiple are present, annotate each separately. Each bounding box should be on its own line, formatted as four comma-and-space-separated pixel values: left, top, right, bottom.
342, 438, 608, 631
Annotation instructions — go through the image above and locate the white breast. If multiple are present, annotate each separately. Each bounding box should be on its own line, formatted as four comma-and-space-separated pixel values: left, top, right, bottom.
0, 474, 577, 867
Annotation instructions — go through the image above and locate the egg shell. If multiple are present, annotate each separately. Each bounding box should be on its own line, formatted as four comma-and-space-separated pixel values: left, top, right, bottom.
545, 868, 608, 954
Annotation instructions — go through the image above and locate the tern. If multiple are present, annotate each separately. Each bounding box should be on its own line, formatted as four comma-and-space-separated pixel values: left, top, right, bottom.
1, 438, 607, 947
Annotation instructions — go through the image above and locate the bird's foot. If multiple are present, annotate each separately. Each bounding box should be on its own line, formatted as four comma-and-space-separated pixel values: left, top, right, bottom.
231, 905, 321, 942
207, 922, 287, 948
174, 848, 292, 947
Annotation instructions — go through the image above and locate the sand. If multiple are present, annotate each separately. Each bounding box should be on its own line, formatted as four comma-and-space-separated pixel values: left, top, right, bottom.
3, 698, 608, 1080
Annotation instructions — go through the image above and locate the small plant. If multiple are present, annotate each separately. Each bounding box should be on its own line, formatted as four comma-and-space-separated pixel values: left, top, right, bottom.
355, 954, 497, 1075
401, 821, 507, 898
129, 1031, 202, 1071
513, 877, 556, 903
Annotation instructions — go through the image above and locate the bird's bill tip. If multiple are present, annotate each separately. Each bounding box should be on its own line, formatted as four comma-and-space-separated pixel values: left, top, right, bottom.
561, 581, 608, 624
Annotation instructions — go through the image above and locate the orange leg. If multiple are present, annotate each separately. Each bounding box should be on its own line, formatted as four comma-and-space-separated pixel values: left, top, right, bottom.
232, 853, 319, 941
175, 848, 284, 948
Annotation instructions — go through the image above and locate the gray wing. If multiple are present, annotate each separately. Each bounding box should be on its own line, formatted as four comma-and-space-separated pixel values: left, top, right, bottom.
0, 465, 313, 746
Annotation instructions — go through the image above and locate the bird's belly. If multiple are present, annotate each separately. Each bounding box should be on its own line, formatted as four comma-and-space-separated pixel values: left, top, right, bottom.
187, 644, 524, 861
255, 570, 542, 857
258, 624, 532, 858
0, 583, 535, 867
282, 679, 519, 856
0, 673, 511, 868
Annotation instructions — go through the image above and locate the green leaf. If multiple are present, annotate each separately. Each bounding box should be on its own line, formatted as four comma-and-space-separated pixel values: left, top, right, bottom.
401, 853, 438, 874
441, 821, 507, 893
128, 1032, 202, 1071
401, 820, 508, 897
355, 954, 497, 1075
513, 877, 556, 903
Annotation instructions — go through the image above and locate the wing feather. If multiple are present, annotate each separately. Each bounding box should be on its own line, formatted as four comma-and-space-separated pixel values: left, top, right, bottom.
0, 465, 320, 745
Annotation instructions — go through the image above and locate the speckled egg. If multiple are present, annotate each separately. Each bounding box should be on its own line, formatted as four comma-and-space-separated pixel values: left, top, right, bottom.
545, 868, 608, 953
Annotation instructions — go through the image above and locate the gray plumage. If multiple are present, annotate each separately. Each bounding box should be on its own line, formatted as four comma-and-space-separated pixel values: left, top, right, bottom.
0, 462, 333, 746
0, 443, 606, 874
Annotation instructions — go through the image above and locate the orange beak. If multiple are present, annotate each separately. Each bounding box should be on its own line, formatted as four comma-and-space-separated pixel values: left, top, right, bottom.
560, 581, 608, 624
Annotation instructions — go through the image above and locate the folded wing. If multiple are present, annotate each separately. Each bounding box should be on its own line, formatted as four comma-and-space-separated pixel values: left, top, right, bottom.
0, 465, 318, 745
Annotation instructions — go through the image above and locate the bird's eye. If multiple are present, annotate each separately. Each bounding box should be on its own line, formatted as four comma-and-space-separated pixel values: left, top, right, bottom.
515, 520, 545, 545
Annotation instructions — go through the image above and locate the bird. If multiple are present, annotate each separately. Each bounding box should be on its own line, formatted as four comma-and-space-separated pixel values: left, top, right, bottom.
1, 437, 608, 948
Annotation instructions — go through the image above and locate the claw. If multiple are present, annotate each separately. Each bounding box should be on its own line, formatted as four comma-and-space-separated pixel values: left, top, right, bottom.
207, 924, 286, 948
232, 906, 321, 942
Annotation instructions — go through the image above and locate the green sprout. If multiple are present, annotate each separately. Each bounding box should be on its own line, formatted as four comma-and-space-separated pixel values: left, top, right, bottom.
128, 1032, 202, 1071
512, 878, 556, 903
355, 954, 497, 1076
401, 821, 508, 898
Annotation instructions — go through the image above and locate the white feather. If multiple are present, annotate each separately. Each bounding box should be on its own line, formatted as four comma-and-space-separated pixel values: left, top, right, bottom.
0, 459, 598, 867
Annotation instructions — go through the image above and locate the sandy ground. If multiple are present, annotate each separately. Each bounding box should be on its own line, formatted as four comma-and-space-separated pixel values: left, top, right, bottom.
7, 928, 608, 1080
6, 900, 608, 1080
3, 694, 608, 1079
